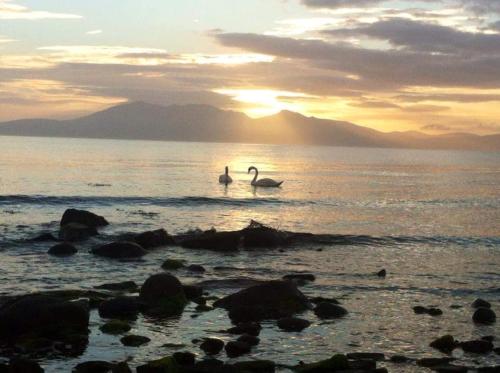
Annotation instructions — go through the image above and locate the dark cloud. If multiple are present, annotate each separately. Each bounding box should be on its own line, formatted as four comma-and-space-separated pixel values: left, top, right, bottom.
394, 93, 500, 103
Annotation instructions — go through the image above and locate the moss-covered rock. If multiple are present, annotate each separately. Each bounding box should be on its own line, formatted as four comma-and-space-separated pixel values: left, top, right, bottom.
99, 320, 131, 335
294, 354, 349, 372
140, 274, 187, 317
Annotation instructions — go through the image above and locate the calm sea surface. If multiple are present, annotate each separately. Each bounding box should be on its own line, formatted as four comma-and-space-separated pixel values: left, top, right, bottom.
0, 136, 499, 372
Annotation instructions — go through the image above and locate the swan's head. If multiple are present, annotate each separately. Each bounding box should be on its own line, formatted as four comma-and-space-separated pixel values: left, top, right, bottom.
248, 166, 257, 174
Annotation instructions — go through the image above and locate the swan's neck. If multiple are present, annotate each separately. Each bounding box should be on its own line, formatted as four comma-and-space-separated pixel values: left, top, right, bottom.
225, 167, 228, 176
252, 168, 258, 184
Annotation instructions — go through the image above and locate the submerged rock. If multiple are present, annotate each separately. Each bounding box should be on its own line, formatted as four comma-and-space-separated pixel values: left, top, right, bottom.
472, 298, 491, 309
59, 223, 98, 241
60, 208, 109, 228
187, 264, 206, 273
214, 280, 310, 322
277, 317, 311, 332
181, 230, 241, 251
293, 354, 349, 372
120, 334, 151, 347
139, 273, 187, 317
237, 334, 260, 346
162, 259, 186, 270
460, 339, 494, 354
133, 229, 174, 249
48, 242, 77, 256
30, 232, 58, 242
95, 281, 138, 292
98, 296, 140, 320
200, 337, 224, 355
225, 340, 252, 358
226, 321, 262, 336
91, 241, 147, 259
430, 335, 459, 353
99, 320, 131, 335
473, 307, 496, 324
314, 302, 348, 319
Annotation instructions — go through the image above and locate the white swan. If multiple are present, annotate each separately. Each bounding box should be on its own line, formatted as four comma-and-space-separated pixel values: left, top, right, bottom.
219, 166, 233, 185
248, 166, 283, 187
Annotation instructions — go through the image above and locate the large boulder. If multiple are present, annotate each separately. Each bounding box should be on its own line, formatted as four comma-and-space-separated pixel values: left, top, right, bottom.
133, 229, 174, 249
213, 280, 310, 322
0, 295, 89, 347
60, 209, 109, 228
91, 241, 147, 259
181, 231, 241, 251
139, 274, 187, 316
59, 223, 98, 241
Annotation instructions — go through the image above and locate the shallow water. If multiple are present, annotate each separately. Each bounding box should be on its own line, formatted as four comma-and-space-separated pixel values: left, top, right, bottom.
0, 136, 499, 372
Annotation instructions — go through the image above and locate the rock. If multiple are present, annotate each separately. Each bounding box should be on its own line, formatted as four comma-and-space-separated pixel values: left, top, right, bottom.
472, 298, 491, 309
195, 304, 213, 312
283, 274, 316, 284
98, 296, 140, 320
0, 295, 89, 344
347, 352, 385, 361
277, 317, 311, 332
30, 232, 58, 242
417, 358, 455, 367
181, 231, 241, 251
314, 302, 348, 319
172, 351, 195, 366
477, 367, 500, 373
213, 280, 310, 322
230, 360, 275, 372
99, 320, 131, 335
226, 322, 262, 336
460, 339, 494, 354
200, 338, 224, 355
377, 269, 387, 277
428, 308, 443, 316
59, 223, 98, 241
136, 356, 180, 373
91, 241, 147, 259
162, 259, 185, 270
293, 354, 349, 372
183, 285, 203, 300
60, 209, 109, 228
193, 359, 225, 372
390, 355, 411, 363
413, 305, 443, 316
225, 340, 251, 358
237, 334, 260, 346
241, 221, 286, 248
187, 264, 206, 273
430, 335, 459, 353
133, 229, 174, 249
48, 242, 78, 256
432, 365, 468, 373
95, 281, 138, 292
74, 361, 112, 373
413, 305, 428, 314
473, 307, 496, 324
494, 347, 500, 355
482, 336, 495, 342
120, 335, 151, 347
8, 358, 44, 373
310, 296, 340, 305
112, 362, 132, 373
139, 274, 187, 316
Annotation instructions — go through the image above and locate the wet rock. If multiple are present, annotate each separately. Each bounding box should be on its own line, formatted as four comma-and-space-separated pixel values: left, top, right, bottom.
120, 334, 151, 347
60, 208, 109, 228
347, 352, 385, 361
59, 223, 98, 241
172, 351, 195, 366
200, 338, 224, 355
413, 305, 428, 314
230, 360, 275, 372
482, 336, 495, 342
133, 229, 174, 249
226, 322, 261, 336
95, 281, 138, 292
473, 308, 496, 324
8, 358, 44, 373
390, 355, 411, 363
0, 295, 89, 346
377, 269, 387, 277
196, 304, 213, 312
428, 308, 444, 316
293, 354, 349, 372
181, 231, 241, 251
283, 274, 316, 284
91, 241, 147, 259
193, 359, 225, 372
413, 305, 443, 316
494, 347, 500, 355
460, 339, 494, 354
348, 359, 377, 370
432, 365, 469, 372
237, 334, 260, 346
139, 274, 187, 317
187, 264, 206, 273
241, 220, 287, 248
430, 335, 459, 353
74, 361, 112, 373
162, 259, 185, 270
472, 298, 491, 309
183, 285, 203, 300
277, 317, 311, 332
112, 362, 132, 373
314, 302, 348, 319
98, 296, 140, 320
48, 242, 77, 256
99, 320, 131, 335
136, 356, 180, 373
477, 367, 500, 373
214, 280, 310, 322
310, 296, 340, 305
417, 358, 455, 368
30, 232, 58, 242
225, 340, 251, 358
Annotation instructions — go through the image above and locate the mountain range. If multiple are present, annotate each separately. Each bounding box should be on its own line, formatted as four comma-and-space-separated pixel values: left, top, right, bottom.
0, 101, 498, 151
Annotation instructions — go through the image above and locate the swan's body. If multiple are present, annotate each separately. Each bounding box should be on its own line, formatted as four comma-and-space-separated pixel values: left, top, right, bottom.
248, 166, 283, 188
219, 166, 233, 185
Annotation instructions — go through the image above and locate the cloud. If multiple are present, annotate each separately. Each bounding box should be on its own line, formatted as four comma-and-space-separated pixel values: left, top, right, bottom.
302, 0, 384, 9
86, 29, 102, 35
0, 0, 81, 20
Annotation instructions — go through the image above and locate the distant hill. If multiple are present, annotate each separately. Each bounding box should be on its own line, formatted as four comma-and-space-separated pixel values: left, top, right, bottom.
0, 101, 498, 151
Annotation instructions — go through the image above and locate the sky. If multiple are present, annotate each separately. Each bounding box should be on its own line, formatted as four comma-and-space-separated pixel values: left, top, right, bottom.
1, 0, 500, 134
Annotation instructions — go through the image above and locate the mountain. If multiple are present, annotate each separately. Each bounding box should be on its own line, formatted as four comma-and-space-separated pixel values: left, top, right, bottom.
0, 101, 498, 151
